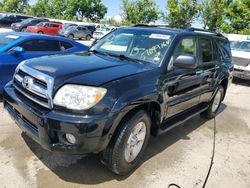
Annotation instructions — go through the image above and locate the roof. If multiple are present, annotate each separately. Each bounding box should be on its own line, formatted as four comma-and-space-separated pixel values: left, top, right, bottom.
126, 25, 227, 39
0, 32, 71, 40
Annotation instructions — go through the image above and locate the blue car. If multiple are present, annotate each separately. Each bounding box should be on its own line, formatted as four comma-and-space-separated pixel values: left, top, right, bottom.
0, 32, 89, 96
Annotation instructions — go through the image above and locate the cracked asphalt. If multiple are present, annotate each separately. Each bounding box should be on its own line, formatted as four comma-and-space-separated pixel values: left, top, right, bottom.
0, 80, 250, 188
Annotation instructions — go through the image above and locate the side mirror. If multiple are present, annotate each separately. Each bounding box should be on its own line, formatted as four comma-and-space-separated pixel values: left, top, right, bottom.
10, 46, 24, 56
173, 54, 197, 69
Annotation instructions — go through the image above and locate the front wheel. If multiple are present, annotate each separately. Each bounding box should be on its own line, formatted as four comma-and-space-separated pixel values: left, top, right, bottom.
100, 110, 151, 175
201, 85, 224, 119
68, 34, 74, 40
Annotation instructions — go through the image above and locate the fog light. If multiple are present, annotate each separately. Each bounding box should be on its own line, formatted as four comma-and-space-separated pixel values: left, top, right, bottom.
65, 133, 76, 144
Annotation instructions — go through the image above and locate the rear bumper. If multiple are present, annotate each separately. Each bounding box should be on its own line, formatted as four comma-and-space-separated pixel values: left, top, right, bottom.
3, 84, 114, 154
233, 69, 250, 80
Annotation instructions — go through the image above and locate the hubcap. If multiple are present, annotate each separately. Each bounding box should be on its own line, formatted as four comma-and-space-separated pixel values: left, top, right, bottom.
212, 89, 222, 113
124, 122, 146, 163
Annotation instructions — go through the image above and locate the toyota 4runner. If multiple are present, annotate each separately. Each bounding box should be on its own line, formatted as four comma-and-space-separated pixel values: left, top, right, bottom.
3, 26, 233, 175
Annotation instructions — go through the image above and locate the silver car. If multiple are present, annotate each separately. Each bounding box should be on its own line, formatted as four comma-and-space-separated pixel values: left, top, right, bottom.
231, 41, 250, 80
59, 25, 92, 40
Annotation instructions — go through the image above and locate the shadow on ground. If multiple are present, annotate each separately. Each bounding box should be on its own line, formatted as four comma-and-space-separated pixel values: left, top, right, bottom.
232, 78, 250, 86
22, 104, 227, 185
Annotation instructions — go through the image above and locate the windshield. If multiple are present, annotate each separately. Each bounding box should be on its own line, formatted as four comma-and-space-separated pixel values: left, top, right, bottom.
231, 41, 250, 52
0, 34, 20, 49
20, 18, 33, 25
36, 22, 45, 27
66, 26, 77, 30
91, 28, 174, 65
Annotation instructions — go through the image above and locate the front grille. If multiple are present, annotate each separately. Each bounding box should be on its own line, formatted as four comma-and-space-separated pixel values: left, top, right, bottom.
13, 65, 54, 109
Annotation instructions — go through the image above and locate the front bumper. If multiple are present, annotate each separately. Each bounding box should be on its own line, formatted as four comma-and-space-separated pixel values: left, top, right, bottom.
3, 84, 114, 154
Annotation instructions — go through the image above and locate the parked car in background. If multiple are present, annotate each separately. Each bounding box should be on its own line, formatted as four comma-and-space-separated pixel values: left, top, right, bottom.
11, 18, 49, 32
231, 41, 250, 80
59, 25, 92, 40
3, 26, 233, 175
62, 23, 78, 31
0, 13, 32, 26
0, 32, 89, 97
26, 22, 62, 35
85, 25, 96, 35
93, 27, 114, 39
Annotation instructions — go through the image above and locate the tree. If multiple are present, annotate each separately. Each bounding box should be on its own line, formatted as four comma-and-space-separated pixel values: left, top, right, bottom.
0, 0, 28, 13
221, 0, 250, 34
165, 0, 198, 28
121, 0, 160, 25
66, 0, 107, 22
27, 0, 52, 17
198, 0, 226, 31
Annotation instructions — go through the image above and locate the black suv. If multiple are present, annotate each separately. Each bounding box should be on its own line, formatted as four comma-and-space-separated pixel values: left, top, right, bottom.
0, 13, 32, 27
3, 26, 233, 175
11, 18, 49, 32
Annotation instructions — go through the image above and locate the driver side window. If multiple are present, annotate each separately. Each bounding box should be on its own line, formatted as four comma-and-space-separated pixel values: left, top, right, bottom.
175, 37, 197, 56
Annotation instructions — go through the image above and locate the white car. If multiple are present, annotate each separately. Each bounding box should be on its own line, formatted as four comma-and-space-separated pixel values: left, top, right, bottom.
93, 27, 116, 39
231, 41, 250, 80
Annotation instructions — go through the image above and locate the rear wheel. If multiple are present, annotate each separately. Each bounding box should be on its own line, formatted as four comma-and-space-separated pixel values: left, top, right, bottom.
21, 28, 26, 32
68, 34, 74, 40
38, 31, 43, 34
201, 85, 224, 119
100, 110, 151, 175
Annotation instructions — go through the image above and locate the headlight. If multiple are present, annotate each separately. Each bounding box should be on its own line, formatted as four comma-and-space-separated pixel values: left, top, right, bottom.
53, 85, 107, 110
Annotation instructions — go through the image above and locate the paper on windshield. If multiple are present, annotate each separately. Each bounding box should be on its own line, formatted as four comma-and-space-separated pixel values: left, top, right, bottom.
149, 34, 171, 40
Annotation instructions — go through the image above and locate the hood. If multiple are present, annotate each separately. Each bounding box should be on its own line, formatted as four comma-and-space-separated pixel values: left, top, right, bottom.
24, 52, 155, 89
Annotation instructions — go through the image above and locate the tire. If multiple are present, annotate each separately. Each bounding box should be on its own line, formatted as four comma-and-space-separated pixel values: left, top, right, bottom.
38, 31, 43, 34
21, 28, 26, 32
86, 35, 91, 41
201, 85, 224, 119
100, 110, 151, 175
68, 34, 74, 40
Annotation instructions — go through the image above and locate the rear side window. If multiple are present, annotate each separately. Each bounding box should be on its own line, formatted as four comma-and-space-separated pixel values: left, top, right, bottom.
200, 38, 213, 63
19, 39, 60, 51
60, 41, 74, 51
175, 37, 197, 55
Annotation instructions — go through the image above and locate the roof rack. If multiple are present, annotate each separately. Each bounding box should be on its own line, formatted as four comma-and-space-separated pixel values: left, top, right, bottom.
133, 24, 183, 31
186, 27, 224, 37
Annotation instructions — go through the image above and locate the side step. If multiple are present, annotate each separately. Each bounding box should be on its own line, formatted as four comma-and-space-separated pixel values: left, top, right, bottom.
157, 103, 209, 136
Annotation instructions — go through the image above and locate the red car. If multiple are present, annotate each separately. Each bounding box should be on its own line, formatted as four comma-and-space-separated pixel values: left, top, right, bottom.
27, 22, 62, 35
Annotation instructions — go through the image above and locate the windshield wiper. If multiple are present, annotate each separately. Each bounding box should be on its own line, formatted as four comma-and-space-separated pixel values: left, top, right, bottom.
89, 49, 108, 56
108, 53, 143, 64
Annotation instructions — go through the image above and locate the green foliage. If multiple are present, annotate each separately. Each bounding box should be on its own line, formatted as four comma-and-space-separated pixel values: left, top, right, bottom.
221, 0, 250, 34
0, 0, 28, 13
28, 0, 107, 21
198, 0, 226, 31
165, 0, 198, 28
66, 0, 107, 22
121, 0, 160, 25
